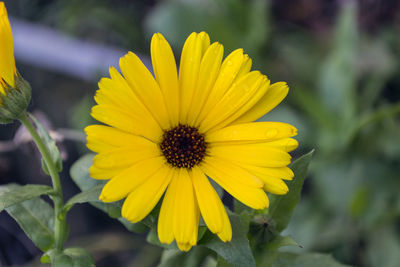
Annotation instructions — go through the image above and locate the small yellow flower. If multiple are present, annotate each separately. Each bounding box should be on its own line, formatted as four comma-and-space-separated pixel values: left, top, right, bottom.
86, 32, 298, 251
0, 1, 15, 92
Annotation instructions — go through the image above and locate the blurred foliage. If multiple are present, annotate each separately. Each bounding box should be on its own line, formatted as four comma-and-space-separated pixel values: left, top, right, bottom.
2, 0, 400, 266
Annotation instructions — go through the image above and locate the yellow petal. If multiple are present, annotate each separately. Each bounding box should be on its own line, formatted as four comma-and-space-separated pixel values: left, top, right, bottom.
89, 165, 124, 180
85, 125, 157, 153
202, 156, 263, 188
93, 145, 160, 169
261, 177, 288, 195
213, 138, 298, 153
177, 242, 193, 252
191, 167, 225, 234
235, 54, 252, 81
233, 82, 289, 124
213, 77, 270, 130
90, 104, 161, 142
96, 78, 136, 112
200, 159, 269, 209
173, 169, 198, 247
207, 122, 298, 143
191, 200, 200, 246
217, 205, 232, 242
86, 139, 114, 153
179, 32, 210, 123
94, 67, 163, 135
187, 42, 224, 126
119, 52, 170, 129
122, 165, 172, 222
99, 157, 165, 202
261, 138, 299, 152
209, 143, 292, 167
195, 49, 244, 125
241, 165, 294, 181
0, 2, 15, 90
151, 33, 180, 126
158, 170, 179, 244
239, 164, 290, 194
198, 32, 211, 54
199, 71, 265, 132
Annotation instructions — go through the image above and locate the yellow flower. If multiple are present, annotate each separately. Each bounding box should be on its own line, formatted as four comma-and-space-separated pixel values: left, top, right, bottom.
86, 32, 298, 251
0, 1, 15, 92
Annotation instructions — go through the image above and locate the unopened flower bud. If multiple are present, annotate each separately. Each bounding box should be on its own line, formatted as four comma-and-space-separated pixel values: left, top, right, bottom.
0, 2, 31, 123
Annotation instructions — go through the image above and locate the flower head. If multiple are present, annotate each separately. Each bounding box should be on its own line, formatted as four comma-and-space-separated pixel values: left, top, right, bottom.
0, 2, 31, 123
86, 32, 298, 251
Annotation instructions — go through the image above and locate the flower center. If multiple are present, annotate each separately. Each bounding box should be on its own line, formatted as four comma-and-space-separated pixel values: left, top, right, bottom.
160, 124, 207, 168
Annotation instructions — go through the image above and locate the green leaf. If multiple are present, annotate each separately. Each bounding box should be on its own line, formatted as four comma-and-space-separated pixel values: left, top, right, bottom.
6, 199, 55, 251
198, 226, 208, 242
158, 247, 211, 267
0, 184, 54, 251
43, 247, 95, 267
216, 257, 231, 267
147, 228, 177, 250
64, 184, 103, 211
70, 154, 121, 216
118, 217, 149, 233
29, 114, 62, 175
272, 252, 351, 267
265, 235, 298, 250
70, 154, 149, 231
70, 154, 103, 191
200, 211, 255, 267
248, 215, 275, 250
157, 249, 185, 267
0, 183, 53, 212
1, 185, 55, 251
255, 235, 300, 266
210, 178, 224, 198
268, 150, 314, 232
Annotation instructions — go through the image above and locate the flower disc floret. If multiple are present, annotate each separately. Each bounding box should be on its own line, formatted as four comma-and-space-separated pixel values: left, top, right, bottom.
160, 124, 207, 168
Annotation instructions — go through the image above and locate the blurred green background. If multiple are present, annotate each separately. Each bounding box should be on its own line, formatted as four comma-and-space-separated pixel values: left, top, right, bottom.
1, 0, 400, 266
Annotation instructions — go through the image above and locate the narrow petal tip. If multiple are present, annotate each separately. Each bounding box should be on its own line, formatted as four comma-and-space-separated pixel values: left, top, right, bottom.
177, 242, 193, 252
217, 233, 232, 243
0, 2, 6, 16
286, 138, 299, 151
98, 192, 107, 202
152, 32, 165, 42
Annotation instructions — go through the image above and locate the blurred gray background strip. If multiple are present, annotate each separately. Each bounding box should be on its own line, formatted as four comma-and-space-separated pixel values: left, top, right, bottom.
10, 17, 151, 82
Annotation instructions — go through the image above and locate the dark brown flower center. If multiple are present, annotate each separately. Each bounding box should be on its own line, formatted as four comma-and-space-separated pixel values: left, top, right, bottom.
160, 124, 207, 168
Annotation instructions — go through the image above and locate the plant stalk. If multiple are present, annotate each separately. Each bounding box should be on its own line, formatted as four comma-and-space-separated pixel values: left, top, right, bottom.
19, 112, 66, 250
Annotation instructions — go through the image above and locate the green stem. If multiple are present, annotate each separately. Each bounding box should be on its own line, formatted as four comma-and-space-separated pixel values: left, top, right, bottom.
19, 112, 66, 250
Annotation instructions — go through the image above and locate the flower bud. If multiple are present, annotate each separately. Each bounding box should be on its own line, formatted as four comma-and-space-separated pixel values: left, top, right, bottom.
0, 2, 31, 123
